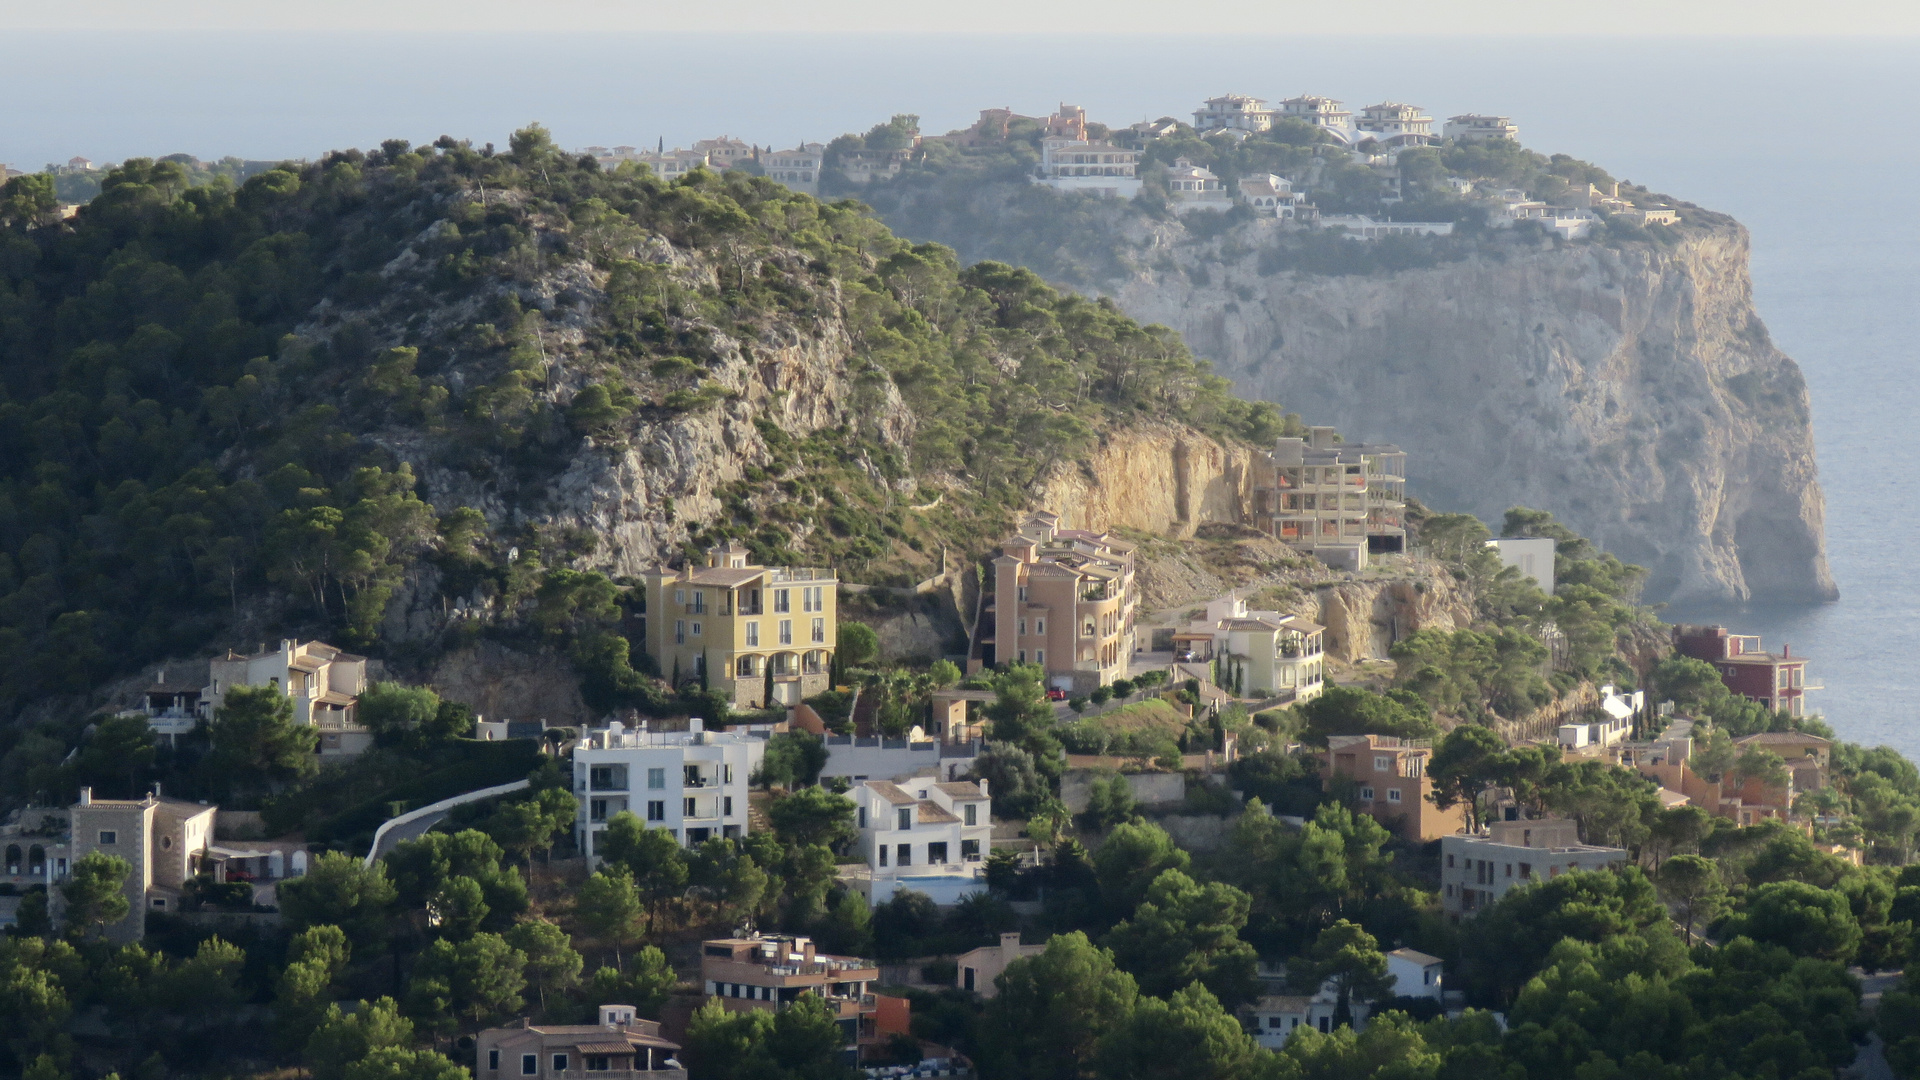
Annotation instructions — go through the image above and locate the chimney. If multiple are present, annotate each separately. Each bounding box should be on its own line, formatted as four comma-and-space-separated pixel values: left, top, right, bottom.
1001, 932, 1021, 954
801, 938, 816, 964
78, 786, 93, 806
157, 670, 165, 684
1783, 644, 1790, 657
689, 717, 704, 734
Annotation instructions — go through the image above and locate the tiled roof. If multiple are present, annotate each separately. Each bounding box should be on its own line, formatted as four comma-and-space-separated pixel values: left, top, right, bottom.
915, 801, 960, 825
935, 781, 986, 799
865, 781, 915, 805
683, 567, 765, 586
1388, 947, 1442, 966
1735, 731, 1830, 746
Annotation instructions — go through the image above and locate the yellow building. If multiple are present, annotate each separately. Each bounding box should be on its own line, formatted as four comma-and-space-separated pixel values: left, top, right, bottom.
643, 543, 838, 709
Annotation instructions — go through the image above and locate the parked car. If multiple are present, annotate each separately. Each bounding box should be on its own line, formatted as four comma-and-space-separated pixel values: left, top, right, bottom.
1046, 688, 1067, 701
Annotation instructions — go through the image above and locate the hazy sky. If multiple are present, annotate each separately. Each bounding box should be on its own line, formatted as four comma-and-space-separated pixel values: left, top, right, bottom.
9, 0, 1918, 34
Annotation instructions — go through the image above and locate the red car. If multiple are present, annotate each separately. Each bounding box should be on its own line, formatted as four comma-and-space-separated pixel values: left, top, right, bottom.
1046, 688, 1067, 701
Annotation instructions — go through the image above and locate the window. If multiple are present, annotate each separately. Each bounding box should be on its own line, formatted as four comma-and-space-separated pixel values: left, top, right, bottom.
858, 807, 867, 829
928, 842, 948, 864
724, 765, 733, 784
522, 1054, 537, 1076
1017, 650, 1026, 664
591, 799, 610, 823
647, 801, 666, 821
684, 798, 697, 817
691, 621, 703, 636
1035, 649, 1044, 665
152, 897, 166, 908
1505, 863, 1513, 878
675, 589, 685, 605
962, 839, 980, 859
648, 768, 666, 790
98, 831, 117, 845
878, 845, 888, 867
778, 619, 792, 645
775, 589, 791, 613
585, 1056, 611, 1072
964, 967, 976, 991
1520, 863, 1532, 879
488, 1050, 500, 1070
1359, 787, 1374, 801
964, 804, 977, 827
746, 622, 759, 646
692, 591, 706, 614
685, 764, 702, 787
553, 1054, 569, 1073
1019, 618, 1027, 635
896, 844, 912, 867
724, 796, 734, 817
675, 620, 686, 644
1035, 619, 1045, 635
1386, 788, 1402, 803
589, 765, 627, 791
1374, 755, 1392, 771
897, 808, 912, 830
812, 618, 825, 643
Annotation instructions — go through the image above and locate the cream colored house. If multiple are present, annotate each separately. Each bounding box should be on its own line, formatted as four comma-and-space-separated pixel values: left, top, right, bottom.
763, 143, 825, 195
1165, 158, 1231, 214
1174, 594, 1324, 703
973, 512, 1138, 692
956, 932, 1044, 997
476, 1006, 683, 1080
1193, 94, 1275, 133
207, 639, 370, 756
1036, 138, 1143, 198
65, 788, 217, 943
642, 543, 837, 709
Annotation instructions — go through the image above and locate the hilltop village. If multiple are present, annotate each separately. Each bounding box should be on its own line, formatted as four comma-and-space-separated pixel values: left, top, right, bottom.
0, 117, 1893, 1080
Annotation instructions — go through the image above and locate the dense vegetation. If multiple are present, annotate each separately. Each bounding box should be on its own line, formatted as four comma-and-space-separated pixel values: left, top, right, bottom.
0, 126, 1288, 732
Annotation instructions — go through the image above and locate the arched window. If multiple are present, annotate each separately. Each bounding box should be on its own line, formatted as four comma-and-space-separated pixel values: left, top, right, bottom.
27, 845, 45, 871
4, 844, 20, 870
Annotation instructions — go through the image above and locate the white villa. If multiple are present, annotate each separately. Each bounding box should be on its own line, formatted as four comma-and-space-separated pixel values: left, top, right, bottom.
763, 143, 825, 195
852, 777, 992, 906
1236, 173, 1309, 219
1192, 94, 1275, 134
1164, 158, 1230, 214
129, 639, 370, 756
573, 719, 767, 853
1035, 137, 1142, 198
1278, 95, 1354, 143
1355, 102, 1437, 148
1171, 594, 1325, 703
1444, 114, 1519, 143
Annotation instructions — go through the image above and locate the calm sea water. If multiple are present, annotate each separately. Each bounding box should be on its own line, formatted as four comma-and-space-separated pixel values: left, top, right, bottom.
3, 33, 1913, 754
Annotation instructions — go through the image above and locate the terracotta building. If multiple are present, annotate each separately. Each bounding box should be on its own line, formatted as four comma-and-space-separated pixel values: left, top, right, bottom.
1321, 734, 1465, 841
475, 1006, 682, 1079
698, 934, 907, 1061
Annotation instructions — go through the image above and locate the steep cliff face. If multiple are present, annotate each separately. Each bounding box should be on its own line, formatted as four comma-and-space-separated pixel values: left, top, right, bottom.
1106, 226, 1835, 605
1031, 423, 1255, 539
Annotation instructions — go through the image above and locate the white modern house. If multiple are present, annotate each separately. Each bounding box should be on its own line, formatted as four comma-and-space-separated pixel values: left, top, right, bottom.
1440, 818, 1628, 920
1035, 137, 1142, 198
1354, 102, 1437, 147
763, 143, 826, 195
1164, 158, 1230, 214
852, 777, 992, 906
128, 639, 371, 756
1172, 594, 1325, 704
574, 719, 767, 854
1317, 214, 1454, 239
1484, 536, 1556, 594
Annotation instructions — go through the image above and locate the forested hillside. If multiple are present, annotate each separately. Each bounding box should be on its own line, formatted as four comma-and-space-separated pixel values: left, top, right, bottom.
0, 129, 1286, 723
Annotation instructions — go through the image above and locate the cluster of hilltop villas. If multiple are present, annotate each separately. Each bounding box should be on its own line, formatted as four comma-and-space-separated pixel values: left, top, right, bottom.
576, 94, 1681, 242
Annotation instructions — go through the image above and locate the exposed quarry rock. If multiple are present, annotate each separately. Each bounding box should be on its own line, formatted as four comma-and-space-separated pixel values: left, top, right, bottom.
1105, 225, 1834, 605
1031, 423, 1255, 538
1314, 575, 1477, 663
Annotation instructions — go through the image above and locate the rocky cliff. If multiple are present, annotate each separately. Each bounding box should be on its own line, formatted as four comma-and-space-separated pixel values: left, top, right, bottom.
1104, 223, 1835, 605
1031, 422, 1255, 539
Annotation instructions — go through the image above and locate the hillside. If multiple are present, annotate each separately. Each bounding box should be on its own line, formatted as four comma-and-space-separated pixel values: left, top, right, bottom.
860, 129, 1835, 605
0, 129, 1287, 724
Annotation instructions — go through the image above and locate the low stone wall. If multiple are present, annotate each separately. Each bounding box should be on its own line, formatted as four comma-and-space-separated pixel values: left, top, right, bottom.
1061, 770, 1187, 812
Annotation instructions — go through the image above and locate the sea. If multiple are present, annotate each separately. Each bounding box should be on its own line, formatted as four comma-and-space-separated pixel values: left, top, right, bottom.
3, 32, 1914, 755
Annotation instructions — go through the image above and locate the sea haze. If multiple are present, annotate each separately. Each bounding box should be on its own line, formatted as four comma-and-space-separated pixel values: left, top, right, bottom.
3, 32, 1913, 755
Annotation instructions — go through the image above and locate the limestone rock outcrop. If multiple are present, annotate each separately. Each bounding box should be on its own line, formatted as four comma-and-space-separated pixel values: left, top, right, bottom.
1104, 225, 1835, 605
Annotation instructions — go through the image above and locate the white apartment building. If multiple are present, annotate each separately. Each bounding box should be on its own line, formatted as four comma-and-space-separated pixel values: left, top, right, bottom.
1192, 94, 1275, 134
1317, 214, 1455, 239
1355, 102, 1437, 147
763, 143, 825, 195
1165, 158, 1229, 214
852, 777, 992, 906
574, 719, 767, 854
1440, 818, 1627, 920
1236, 173, 1308, 219
1443, 114, 1519, 143
1035, 138, 1142, 198
1277, 95, 1354, 143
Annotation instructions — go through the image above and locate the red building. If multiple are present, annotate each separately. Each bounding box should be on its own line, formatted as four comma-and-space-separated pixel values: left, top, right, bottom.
1674, 625, 1812, 718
